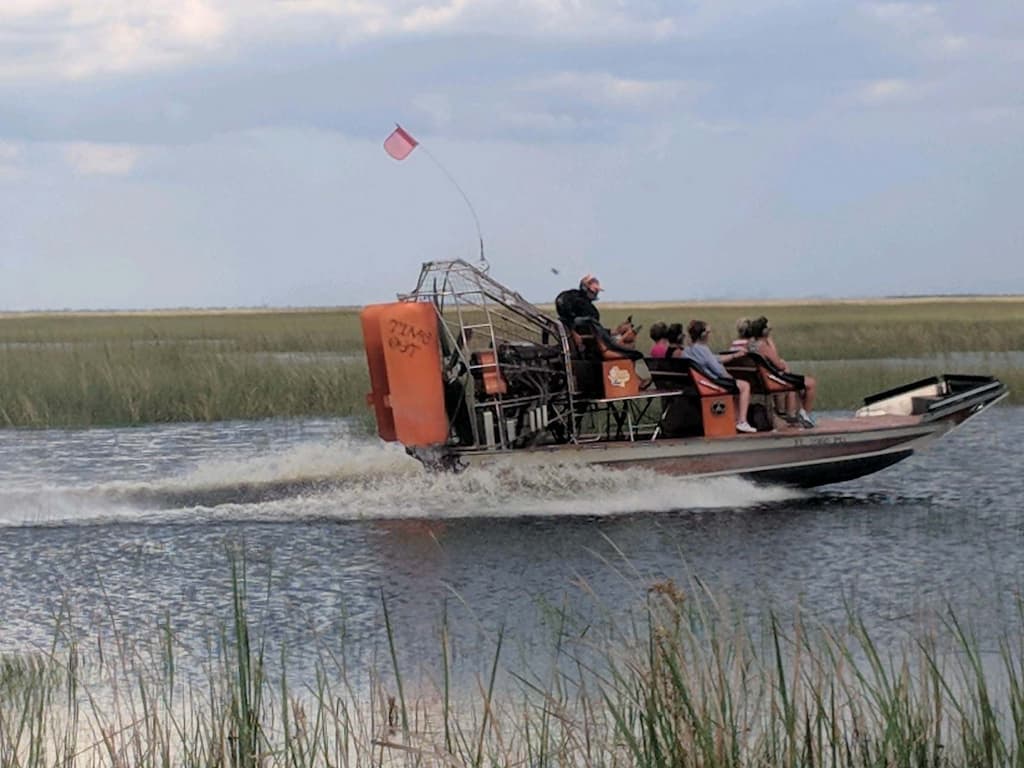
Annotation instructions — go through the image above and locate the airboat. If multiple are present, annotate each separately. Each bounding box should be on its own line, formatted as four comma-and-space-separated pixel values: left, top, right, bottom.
360, 260, 1007, 488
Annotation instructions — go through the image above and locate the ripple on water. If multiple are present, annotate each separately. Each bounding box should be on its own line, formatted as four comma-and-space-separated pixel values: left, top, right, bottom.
0, 409, 1020, 682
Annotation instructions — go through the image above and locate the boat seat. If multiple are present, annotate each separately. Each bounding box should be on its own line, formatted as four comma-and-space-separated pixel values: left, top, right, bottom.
723, 355, 760, 389
645, 357, 739, 437
572, 318, 643, 362
568, 319, 644, 398
744, 351, 805, 394
469, 349, 508, 396
688, 361, 740, 397
686, 361, 739, 437
646, 357, 695, 392
646, 357, 739, 395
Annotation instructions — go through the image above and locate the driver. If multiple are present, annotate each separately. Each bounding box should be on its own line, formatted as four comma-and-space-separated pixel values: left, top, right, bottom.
555, 274, 603, 327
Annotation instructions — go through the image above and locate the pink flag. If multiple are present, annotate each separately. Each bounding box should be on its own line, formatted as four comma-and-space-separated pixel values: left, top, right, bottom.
383, 125, 418, 161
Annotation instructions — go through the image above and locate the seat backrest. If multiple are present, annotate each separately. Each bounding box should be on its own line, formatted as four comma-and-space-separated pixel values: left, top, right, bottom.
648, 356, 738, 396
723, 353, 759, 388
646, 356, 694, 391
576, 318, 643, 361
469, 350, 508, 396
746, 351, 805, 393
687, 361, 739, 396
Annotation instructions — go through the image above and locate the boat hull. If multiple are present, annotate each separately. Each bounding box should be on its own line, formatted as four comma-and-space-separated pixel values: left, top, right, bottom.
447, 416, 940, 486
435, 382, 1005, 487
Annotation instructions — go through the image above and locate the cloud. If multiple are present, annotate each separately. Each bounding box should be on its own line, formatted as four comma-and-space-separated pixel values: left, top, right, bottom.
861, 2, 938, 26
0, 0, 228, 80
64, 142, 142, 175
522, 71, 697, 110
857, 78, 912, 105
0, 140, 21, 179
1, 0, 1021, 148
322, 0, 684, 44
0, 0, 689, 83
934, 35, 967, 55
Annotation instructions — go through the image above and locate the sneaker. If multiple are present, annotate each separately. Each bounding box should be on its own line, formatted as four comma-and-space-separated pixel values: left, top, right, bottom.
736, 420, 757, 434
797, 408, 816, 428
779, 412, 801, 426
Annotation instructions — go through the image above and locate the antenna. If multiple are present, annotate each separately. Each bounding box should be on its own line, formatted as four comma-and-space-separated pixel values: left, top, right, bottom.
419, 145, 487, 271
384, 124, 487, 271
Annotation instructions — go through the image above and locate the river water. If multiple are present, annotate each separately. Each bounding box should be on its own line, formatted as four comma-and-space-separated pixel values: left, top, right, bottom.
1, 407, 1022, 690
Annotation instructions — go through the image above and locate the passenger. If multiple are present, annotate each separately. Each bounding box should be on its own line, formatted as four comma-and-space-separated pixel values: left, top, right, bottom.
730, 317, 752, 352
648, 322, 669, 358
747, 316, 817, 428
682, 320, 756, 433
666, 322, 685, 358
611, 315, 641, 349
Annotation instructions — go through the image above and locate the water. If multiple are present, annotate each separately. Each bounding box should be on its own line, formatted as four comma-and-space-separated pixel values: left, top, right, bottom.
1, 408, 1022, 688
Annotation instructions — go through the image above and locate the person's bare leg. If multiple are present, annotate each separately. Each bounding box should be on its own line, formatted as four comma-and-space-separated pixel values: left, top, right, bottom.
785, 391, 799, 416
736, 380, 750, 422
802, 376, 817, 412
796, 375, 818, 427
773, 392, 788, 416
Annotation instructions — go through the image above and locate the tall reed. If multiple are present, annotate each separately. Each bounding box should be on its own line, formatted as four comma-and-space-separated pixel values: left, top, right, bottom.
4, 562, 1024, 766
0, 342, 369, 427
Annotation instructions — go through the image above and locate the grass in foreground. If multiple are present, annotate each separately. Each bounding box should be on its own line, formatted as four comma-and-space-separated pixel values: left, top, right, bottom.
2, 558, 1024, 766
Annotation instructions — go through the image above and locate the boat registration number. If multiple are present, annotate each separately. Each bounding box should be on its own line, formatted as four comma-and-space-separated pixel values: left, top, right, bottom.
791, 435, 848, 447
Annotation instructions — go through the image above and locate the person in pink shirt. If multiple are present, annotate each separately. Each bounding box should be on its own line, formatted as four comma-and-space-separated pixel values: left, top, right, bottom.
648, 322, 669, 358
730, 317, 752, 352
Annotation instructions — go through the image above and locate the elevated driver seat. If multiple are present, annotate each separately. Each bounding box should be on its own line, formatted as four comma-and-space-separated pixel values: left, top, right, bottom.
570, 318, 643, 398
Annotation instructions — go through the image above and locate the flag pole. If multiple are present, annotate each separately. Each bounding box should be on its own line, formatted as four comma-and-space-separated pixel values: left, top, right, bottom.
384, 124, 487, 271
416, 144, 487, 270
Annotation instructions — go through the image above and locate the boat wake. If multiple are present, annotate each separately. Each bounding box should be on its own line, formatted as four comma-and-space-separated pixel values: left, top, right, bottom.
0, 437, 807, 528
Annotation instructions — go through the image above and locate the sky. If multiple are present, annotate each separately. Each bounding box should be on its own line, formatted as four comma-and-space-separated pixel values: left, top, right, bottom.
1, 0, 1022, 310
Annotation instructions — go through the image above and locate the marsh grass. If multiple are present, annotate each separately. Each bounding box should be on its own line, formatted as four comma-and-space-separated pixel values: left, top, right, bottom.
601, 299, 1024, 361
0, 309, 372, 427
808, 361, 1024, 410
0, 342, 369, 427
0, 299, 1020, 427
0, 310, 366, 353
0, 653, 61, 696
4, 559, 1024, 767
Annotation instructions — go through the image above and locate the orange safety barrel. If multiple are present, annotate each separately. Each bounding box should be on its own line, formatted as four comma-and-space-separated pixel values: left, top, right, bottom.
377, 301, 449, 447
360, 304, 397, 441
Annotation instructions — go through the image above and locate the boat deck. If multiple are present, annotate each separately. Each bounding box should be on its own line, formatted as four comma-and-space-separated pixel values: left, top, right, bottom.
577, 388, 924, 442
745, 413, 922, 436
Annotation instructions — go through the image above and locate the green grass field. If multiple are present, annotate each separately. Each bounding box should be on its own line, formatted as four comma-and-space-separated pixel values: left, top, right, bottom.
0, 299, 1020, 427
